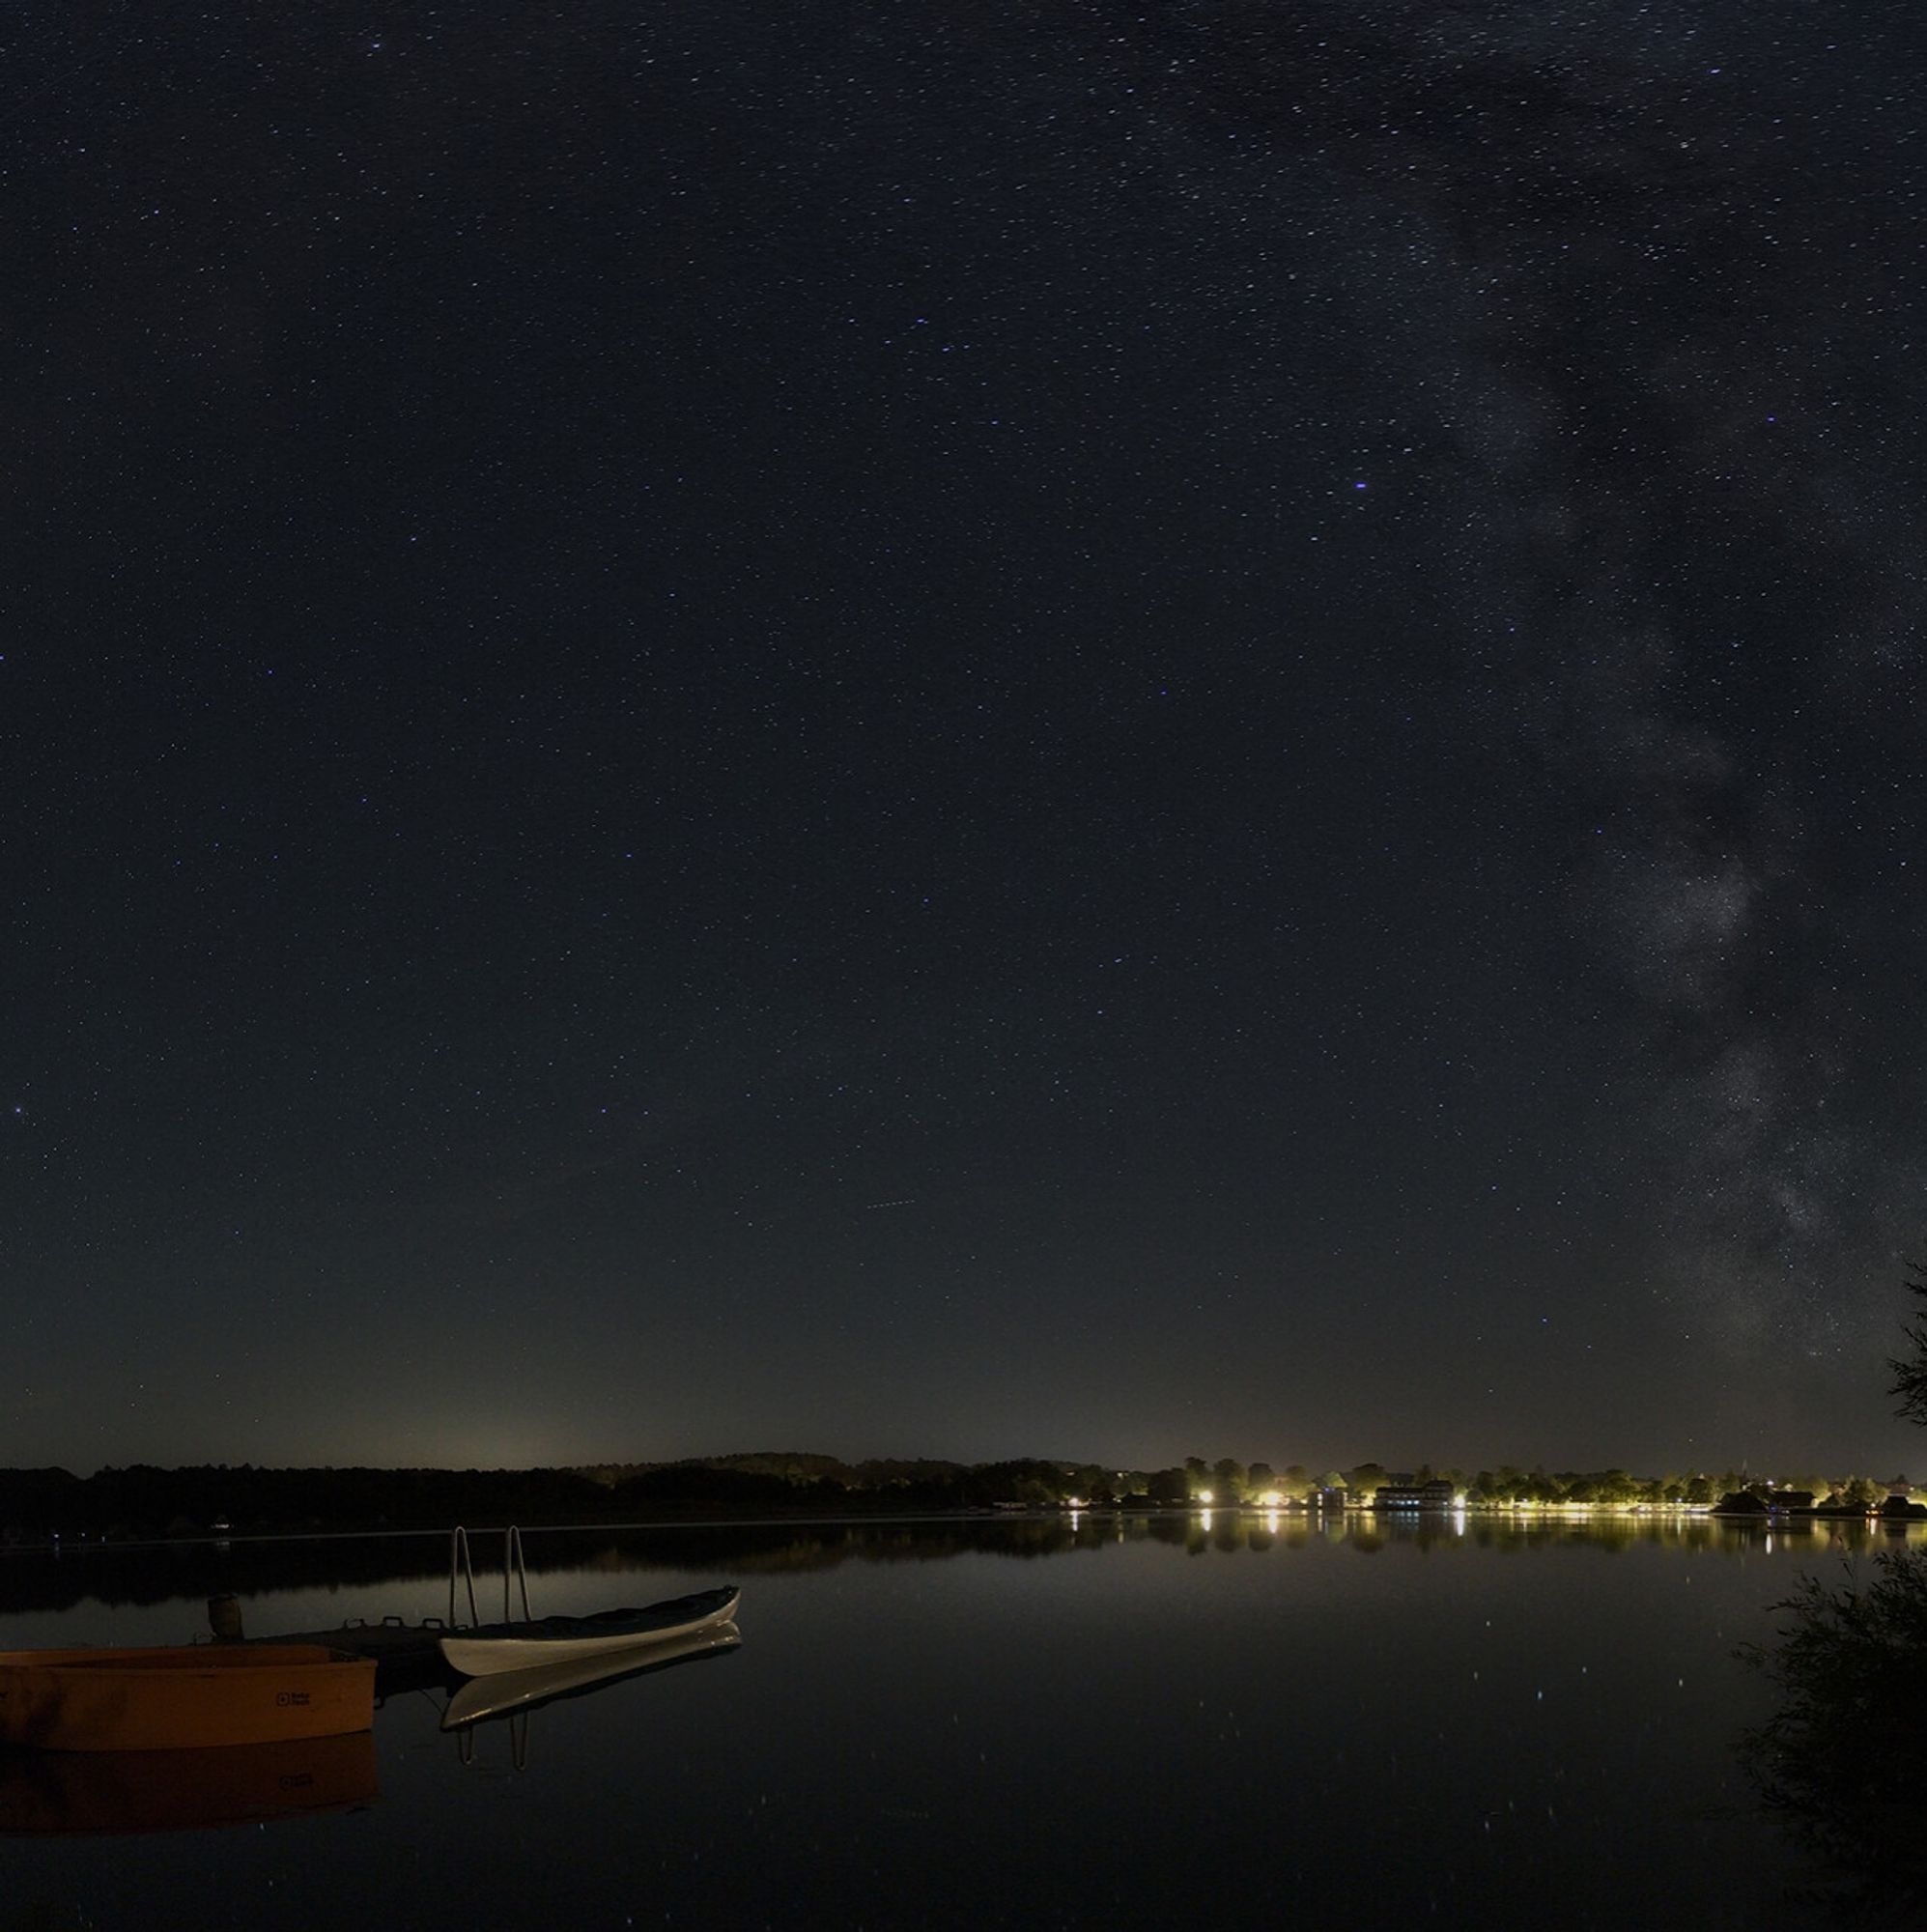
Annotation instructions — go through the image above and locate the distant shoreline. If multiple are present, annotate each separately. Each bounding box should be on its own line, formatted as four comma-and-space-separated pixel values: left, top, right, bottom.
5, 1456, 1919, 1550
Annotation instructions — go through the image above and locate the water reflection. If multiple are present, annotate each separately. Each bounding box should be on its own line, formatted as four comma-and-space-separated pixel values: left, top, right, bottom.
440, 1622, 741, 1731
0, 1732, 377, 1836
0, 1514, 1896, 1928
4, 1511, 1920, 1618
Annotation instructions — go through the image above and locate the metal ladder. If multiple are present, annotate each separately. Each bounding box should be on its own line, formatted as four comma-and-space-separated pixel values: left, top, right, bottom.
447, 1523, 536, 1773
447, 1523, 532, 1630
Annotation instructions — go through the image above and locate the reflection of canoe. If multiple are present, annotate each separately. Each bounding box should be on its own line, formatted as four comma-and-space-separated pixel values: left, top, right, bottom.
0, 1646, 377, 1751
442, 1621, 740, 1729
0, 1730, 377, 1834
439, 1585, 740, 1678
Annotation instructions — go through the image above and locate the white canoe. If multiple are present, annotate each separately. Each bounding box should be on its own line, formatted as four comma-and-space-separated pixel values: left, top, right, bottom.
439, 1585, 740, 1679
441, 1621, 740, 1729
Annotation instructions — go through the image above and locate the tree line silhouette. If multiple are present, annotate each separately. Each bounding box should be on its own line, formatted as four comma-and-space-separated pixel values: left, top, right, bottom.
3, 1446, 1914, 1547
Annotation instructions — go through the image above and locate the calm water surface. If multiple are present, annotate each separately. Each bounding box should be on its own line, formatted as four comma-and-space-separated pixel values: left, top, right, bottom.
2, 1513, 1915, 1930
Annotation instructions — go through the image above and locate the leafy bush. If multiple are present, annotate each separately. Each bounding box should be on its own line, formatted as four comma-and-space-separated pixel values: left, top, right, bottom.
1742, 1546, 1927, 1917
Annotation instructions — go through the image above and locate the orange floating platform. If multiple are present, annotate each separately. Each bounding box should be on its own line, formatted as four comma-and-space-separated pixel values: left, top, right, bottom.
0, 1646, 377, 1752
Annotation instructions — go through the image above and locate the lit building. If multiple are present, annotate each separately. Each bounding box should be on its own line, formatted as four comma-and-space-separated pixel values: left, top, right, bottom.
1374, 1479, 1457, 1511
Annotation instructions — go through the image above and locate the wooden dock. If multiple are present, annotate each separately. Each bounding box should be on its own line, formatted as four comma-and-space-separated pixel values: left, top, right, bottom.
224, 1616, 452, 1694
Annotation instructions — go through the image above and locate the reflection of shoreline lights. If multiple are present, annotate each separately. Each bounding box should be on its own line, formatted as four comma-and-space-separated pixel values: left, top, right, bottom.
1199, 1509, 1214, 1531
1264, 1509, 1282, 1534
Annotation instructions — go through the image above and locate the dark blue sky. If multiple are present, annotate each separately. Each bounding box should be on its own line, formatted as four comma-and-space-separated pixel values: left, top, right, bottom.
7, 1, 1926, 1476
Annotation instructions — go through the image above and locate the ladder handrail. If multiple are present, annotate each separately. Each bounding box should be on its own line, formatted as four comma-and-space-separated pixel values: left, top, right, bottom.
448, 1525, 480, 1630
504, 1523, 531, 1625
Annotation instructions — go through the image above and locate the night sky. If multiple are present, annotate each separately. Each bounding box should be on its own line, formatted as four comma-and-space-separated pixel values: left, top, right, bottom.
10, 2, 1926, 1476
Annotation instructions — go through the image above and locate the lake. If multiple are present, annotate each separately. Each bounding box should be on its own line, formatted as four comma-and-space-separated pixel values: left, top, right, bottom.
2, 1512, 1915, 1929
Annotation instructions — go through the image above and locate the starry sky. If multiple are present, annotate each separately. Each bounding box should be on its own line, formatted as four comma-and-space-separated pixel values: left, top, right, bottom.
8, 1, 1926, 1476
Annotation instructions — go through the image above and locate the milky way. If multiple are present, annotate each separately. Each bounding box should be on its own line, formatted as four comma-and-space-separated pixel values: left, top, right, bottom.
5, 1, 1923, 1472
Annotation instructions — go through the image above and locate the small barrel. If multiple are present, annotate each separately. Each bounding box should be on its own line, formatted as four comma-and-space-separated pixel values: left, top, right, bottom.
207, 1593, 244, 1641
